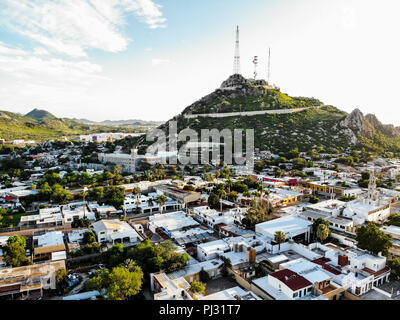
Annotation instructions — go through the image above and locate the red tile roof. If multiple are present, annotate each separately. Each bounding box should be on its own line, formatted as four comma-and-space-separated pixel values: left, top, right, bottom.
312, 258, 342, 275
270, 269, 312, 291
362, 266, 390, 278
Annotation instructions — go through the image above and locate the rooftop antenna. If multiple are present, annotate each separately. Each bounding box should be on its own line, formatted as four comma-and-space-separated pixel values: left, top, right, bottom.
233, 26, 241, 75
267, 47, 271, 84
253, 56, 258, 80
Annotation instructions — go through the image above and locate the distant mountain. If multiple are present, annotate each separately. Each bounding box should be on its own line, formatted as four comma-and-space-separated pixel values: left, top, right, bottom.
72, 118, 163, 127
0, 109, 132, 142
25, 108, 57, 121
135, 74, 400, 154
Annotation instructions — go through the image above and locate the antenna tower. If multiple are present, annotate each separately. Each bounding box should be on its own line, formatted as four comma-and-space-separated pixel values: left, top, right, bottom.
253, 56, 258, 80
267, 47, 271, 83
233, 26, 241, 75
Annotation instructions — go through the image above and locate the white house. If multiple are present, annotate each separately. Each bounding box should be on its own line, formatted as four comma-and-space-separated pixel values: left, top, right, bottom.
255, 216, 312, 242
92, 219, 143, 246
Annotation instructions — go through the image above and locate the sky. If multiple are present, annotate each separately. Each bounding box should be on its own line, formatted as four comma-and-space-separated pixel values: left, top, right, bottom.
0, 0, 399, 125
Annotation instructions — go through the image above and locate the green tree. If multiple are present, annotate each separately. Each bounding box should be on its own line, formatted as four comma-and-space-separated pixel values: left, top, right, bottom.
82, 230, 97, 245
106, 266, 143, 300
387, 214, 400, 227
199, 267, 211, 283
156, 194, 167, 214
190, 281, 206, 296
207, 192, 221, 210
108, 243, 126, 267
274, 231, 286, 251
387, 258, 400, 280
312, 218, 330, 237
356, 223, 393, 256
309, 195, 320, 204
317, 224, 330, 243
3, 235, 31, 267
220, 256, 232, 277
56, 269, 69, 294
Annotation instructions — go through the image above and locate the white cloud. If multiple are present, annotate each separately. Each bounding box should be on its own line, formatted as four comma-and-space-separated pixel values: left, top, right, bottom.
0, 43, 106, 88
123, 0, 167, 29
152, 58, 170, 66
0, 42, 28, 56
1, 0, 167, 57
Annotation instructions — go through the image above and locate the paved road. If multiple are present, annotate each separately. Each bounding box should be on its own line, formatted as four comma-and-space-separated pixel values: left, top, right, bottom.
183, 106, 318, 119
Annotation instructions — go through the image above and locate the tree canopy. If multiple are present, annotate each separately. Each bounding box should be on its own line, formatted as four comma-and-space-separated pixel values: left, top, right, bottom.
356, 223, 393, 256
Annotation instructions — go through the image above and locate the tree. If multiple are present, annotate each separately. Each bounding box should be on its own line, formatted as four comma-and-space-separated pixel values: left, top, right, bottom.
82, 230, 97, 245
387, 214, 400, 227
199, 267, 211, 283
309, 195, 320, 204
207, 193, 220, 210
56, 269, 69, 294
127, 239, 189, 275
156, 194, 167, 214
107, 267, 143, 300
317, 224, 330, 243
274, 231, 286, 251
3, 235, 31, 267
387, 258, 400, 280
108, 243, 126, 267
356, 223, 393, 256
220, 256, 232, 277
242, 204, 266, 229
312, 218, 330, 238
190, 281, 206, 296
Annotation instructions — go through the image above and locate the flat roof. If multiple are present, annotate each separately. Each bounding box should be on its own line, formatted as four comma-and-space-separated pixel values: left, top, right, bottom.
256, 216, 311, 238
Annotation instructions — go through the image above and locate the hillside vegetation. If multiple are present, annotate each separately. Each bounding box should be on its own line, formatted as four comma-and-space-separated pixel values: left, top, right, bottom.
133, 74, 400, 154
0, 109, 130, 141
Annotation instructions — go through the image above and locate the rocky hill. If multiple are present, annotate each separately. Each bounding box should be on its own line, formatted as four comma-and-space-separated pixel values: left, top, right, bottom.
134, 74, 400, 154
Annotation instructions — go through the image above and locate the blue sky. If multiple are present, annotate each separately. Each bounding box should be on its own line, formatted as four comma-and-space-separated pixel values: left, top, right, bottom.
0, 0, 399, 124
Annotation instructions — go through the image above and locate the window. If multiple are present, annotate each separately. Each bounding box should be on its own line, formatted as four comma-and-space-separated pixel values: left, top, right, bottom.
293, 292, 298, 298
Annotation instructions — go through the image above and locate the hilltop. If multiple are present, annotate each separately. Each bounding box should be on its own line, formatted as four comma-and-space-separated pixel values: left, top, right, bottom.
25, 108, 57, 121
132, 74, 400, 154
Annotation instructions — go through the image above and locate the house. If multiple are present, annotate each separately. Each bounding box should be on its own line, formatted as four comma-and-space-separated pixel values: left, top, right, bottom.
150, 272, 192, 300
148, 211, 199, 236
62, 203, 96, 224
154, 184, 201, 206
200, 286, 261, 300
252, 269, 314, 300
167, 259, 223, 284
0, 260, 65, 299
92, 219, 143, 246
255, 216, 312, 243
192, 206, 242, 229
20, 207, 64, 228
33, 231, 67, 263
197, 240, 230, 261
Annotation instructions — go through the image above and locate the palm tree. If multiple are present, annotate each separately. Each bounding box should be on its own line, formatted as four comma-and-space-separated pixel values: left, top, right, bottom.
274, 231, 286, 252
156, 194, 167, 214
132, 187, 141, 204
147, 198, 154, 209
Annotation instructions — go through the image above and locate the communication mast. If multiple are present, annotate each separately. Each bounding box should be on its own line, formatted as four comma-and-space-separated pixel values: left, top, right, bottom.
253, 56, 258, 80
233, 26, 241, 75
267, 47, 271, 84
